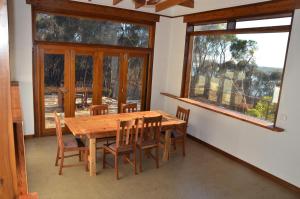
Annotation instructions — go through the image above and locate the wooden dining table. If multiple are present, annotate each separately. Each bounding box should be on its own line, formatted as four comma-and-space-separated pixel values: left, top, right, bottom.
64, 110, 186, 176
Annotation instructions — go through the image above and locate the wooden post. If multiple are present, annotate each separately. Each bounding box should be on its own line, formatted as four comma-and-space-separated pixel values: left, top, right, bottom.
0, 0, 18, 198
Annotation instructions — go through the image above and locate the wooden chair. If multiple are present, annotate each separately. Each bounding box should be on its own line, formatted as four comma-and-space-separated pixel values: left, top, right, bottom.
162, 106, 190, 158
102, 118, 139, 180
90, 104, 109, 116
121, 103, 137, 113
137, 115, 162, 172
54, 112, 89, 175
90, 104, 115, 146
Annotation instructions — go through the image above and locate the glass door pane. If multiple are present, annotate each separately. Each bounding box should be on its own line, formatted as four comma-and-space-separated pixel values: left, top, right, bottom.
44, 54, 65, 129
102, 55, 120, 113
126, 56, 145, 111
75, 55, 93, 117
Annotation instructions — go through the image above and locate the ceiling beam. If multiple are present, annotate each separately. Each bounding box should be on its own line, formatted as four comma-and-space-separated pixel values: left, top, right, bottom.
179, 0, 194, 8
26, 0, 160, 24
135, 0, 146, 9
184, 0, 298, 24
113, 0, 123, 5
155, 0, 192, 12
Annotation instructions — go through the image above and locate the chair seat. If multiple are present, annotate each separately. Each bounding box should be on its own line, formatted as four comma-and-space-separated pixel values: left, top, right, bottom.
64, 138, 85, 149
104, 142, 133, 153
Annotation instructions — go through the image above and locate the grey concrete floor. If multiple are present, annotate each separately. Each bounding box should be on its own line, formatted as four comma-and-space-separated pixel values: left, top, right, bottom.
25, 136, 300, 199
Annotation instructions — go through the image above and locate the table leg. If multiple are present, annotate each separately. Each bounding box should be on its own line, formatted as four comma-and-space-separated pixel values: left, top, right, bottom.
162, 130, 171, 161
89, 138, 96, 176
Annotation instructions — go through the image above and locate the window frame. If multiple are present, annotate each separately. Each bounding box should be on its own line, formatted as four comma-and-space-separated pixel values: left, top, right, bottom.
181, 14, 294, 130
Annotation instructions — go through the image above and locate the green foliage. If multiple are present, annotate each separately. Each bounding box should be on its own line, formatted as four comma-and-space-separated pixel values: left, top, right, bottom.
246, 96, 277, 121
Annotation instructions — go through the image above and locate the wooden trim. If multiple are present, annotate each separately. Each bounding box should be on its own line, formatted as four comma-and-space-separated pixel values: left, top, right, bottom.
34, 41, 153, 53
184, 0, 298, 24
181, 32, 194, 98
146, 25, 156, 110
0, 0, 18, 198
190, 25, 291, 36
272, 11, 295, 129
186, 134, 300, 192
24, 135, 35, 139
27, 0, 160, 24
156, 0, 192, 12
180, 25, 193, 97
161, 92, 284, 132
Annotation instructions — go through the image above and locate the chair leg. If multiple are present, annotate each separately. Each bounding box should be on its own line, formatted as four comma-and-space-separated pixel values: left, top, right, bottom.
84, 150, 89, 172
133, 150, 137, 175
59, 151, 64, 175
79, 151, 82, 162
173, 142, 177, 151
55, 146, 60, 166
102, 148, 106, 169
115, 155, 119, 180
155, 147, 159, 169
139, 148, 143, 173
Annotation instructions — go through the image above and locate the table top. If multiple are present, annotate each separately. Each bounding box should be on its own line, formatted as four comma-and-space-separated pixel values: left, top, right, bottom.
65, 110, 186, 138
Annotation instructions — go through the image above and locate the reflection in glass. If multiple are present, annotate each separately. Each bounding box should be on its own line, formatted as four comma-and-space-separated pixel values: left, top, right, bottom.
102, 56, 120, 113
75, 55, 93, 117
126, 57, 144, 111
44, 54, 65, 129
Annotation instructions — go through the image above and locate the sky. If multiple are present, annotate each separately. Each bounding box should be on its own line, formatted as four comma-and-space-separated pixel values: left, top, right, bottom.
236, 17, 291, 69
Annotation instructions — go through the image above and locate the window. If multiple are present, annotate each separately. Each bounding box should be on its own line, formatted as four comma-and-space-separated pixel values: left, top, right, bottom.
184, 16, 292, 126
35, 13, 150, 48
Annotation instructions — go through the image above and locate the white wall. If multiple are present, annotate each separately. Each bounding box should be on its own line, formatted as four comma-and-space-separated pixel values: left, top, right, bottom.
159, 10, 300, 187
151, 17, 172, 109
9, 0, 34, 135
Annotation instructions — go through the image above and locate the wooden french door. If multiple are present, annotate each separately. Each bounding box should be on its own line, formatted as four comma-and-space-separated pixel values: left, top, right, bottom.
71, 49, 98, 118
39, 47, 71, 135
124, 54, 148, 111
36, 45, 149, 135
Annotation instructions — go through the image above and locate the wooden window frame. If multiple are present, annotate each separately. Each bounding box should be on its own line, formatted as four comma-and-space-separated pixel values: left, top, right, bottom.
31, 5, 156, 136
180, 13, 294, 132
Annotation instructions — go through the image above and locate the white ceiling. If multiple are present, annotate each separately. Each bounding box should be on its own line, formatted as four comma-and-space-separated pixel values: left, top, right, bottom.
73, 0, 271, 17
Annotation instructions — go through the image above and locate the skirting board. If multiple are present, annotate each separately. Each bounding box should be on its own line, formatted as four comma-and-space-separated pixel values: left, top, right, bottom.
187, 134, 300, 193
24, 134, 35, 139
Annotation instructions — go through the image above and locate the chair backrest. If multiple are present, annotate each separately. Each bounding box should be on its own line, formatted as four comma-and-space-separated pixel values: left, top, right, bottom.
121, 103, 137, 113
90, 104, 109, 116
138, 115, 162, 145
115, 118, 139, 149
176, 106, 190, 132
54, 112, 64, 149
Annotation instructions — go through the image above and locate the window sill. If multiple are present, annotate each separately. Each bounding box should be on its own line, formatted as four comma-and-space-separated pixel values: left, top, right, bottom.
160, 92, 284, 133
